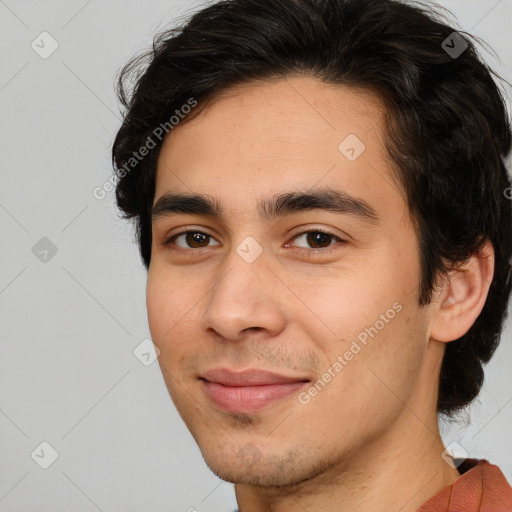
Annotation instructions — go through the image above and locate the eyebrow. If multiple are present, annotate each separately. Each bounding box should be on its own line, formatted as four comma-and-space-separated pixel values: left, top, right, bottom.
151, 188, 379, 225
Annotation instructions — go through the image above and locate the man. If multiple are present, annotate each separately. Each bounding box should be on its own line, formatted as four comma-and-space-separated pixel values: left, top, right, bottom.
111, 0, 512, 510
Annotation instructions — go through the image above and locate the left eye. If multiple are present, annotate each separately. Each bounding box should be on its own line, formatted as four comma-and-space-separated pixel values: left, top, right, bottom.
287, 230, 344, 250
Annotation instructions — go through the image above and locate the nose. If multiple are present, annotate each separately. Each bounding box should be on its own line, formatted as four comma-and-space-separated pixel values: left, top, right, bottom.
199, 247, 287, 342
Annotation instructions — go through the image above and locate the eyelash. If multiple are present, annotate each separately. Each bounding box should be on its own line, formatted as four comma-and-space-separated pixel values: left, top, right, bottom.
162, 228, 345, 255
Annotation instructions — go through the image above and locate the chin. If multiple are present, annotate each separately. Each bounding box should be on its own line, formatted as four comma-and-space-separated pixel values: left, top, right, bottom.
205, 460, 298, 487
198, 442, 325, 488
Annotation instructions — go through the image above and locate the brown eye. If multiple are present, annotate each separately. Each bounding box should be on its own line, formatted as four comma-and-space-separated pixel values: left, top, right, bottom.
164, 231, 220, 249
289, 230, 344, 250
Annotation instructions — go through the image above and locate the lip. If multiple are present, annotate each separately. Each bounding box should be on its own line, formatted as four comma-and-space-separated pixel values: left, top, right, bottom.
200, 368, 311, 413
201, 368, 310, 386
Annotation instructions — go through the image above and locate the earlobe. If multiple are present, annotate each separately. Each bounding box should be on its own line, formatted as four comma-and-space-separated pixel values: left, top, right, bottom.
430, 240, 495, 343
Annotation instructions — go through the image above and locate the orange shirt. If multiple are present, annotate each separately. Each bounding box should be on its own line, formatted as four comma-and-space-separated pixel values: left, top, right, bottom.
418, 459, 512, 512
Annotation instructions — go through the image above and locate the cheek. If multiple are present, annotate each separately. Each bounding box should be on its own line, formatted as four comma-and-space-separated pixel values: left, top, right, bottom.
146, 270, 194, 403
146, 269, 168, 341
146, 266, 187, 352
299, 302, 428, 449
366, 304, 427, 394
147, 262, 190, 323
295, 263, 403, 354
303, 255, 426, 405
146, 264, 207, 375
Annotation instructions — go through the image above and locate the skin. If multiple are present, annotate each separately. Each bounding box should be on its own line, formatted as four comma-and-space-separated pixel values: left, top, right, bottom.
146, 76, 494, 511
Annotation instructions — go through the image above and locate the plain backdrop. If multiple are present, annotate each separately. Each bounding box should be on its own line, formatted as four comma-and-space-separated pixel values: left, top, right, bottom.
0, 1, 511, 511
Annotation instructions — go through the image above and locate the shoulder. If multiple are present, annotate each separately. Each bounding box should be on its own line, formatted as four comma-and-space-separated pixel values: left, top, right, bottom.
418, 459, 512, 512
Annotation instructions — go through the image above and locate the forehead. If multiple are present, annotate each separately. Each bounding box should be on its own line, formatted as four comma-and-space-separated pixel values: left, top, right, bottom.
154, 76, 404, 221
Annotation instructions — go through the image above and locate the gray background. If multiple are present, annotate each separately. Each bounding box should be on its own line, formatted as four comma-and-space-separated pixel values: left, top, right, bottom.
0, 1, 511, 511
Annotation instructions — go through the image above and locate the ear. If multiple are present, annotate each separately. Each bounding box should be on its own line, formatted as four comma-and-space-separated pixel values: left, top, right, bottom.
429, 239, 495, 343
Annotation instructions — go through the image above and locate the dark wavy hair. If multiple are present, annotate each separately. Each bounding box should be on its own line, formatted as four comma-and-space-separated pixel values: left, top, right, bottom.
111, 0, 512, 416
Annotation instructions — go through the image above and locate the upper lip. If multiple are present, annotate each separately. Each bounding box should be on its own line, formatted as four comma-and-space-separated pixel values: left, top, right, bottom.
200, 368, 311, 387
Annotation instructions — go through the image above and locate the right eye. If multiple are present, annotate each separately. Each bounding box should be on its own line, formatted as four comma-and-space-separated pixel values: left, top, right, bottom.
163, 230, 221, 251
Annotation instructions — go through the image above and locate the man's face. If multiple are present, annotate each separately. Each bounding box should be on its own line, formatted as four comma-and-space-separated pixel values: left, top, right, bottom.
147, 76, 436, 486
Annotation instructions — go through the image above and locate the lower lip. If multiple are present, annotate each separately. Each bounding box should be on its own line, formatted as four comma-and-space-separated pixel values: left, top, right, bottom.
201, 380, 308, 413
